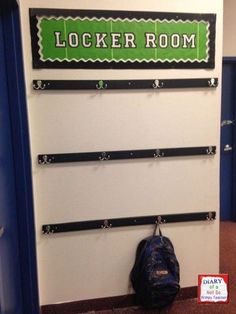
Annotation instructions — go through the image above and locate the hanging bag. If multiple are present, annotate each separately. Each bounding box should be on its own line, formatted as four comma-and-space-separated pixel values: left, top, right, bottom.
130, 222, 180, 309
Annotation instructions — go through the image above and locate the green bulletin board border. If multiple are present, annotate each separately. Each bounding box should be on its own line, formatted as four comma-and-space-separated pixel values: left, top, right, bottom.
29, 8, 216, 69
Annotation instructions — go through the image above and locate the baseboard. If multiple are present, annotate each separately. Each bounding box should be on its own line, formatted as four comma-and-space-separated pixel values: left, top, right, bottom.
41, 286, 197, 314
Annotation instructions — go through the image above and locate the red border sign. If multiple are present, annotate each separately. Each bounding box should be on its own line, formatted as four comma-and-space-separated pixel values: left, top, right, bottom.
198, 274, 229, 304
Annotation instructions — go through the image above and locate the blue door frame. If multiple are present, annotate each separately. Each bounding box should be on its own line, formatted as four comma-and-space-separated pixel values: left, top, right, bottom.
221, 57, 236, 222
1, 1, 39, 313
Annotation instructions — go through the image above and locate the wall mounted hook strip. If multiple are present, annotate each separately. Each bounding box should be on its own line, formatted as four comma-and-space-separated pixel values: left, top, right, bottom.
42, 211, 216, 234
32, 78, 218, 91
38, 146, 216, 165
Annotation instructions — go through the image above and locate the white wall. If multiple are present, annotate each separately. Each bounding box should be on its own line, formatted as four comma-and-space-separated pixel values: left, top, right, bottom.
223, 0, 236, 56
18, 0, 223, 306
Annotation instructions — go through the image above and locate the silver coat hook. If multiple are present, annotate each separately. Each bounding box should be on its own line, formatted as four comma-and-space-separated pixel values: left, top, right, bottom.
153, 79, 164, 89
99, 152, 110, 161
33, 80, 46, 90
39, 155, 52, 165
206, 212, 215, 221
154, 149, 165, 158
157, 216, 162, 224
153, 215, 166, 236
208, 78, 217, 87
96, 80, 107, 90
101, 219, 112, 229
43, 225, 54, 234
155, 215, 166, 224
206, 146, 215, 155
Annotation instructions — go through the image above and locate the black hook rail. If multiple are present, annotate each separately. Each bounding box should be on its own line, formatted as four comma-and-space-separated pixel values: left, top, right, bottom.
38, 146, 216, 165
42, 211, 216, 234
32, 78, 218, 91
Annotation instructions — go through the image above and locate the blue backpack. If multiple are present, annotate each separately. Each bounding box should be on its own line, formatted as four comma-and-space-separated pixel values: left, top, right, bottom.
130, 225, 180, 309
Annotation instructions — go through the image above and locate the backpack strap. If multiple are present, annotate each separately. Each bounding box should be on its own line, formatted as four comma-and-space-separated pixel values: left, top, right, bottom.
153, 220, 162, 237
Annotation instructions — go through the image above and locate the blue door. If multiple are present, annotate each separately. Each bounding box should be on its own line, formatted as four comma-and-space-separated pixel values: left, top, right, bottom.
220, 59, 236, 221
0, 10, 23, 314
0, 2, 39, 314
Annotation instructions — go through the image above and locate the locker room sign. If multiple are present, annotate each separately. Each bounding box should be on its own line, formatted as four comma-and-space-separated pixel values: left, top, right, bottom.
29, 9, 216, 69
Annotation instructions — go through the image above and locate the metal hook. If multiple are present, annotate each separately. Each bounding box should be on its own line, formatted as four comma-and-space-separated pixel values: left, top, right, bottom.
99, 152, 110, 161
206, 146, 215, 155
206, 212, 215, 221
155, 216, 166, 224
38, 155, 52, 165
96, 80, 107, 90
43, 225, 54, 234
154, 149, 165, 158
157, 216, 162, 224
208, 78, 217, 88
101, 219, 112, 229
153, 216, 166, 236
33, 80, 46, 90
153, 79, 164, 89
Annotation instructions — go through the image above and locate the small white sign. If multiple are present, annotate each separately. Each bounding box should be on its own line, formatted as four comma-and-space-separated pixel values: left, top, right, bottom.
198, 274, 229, 304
